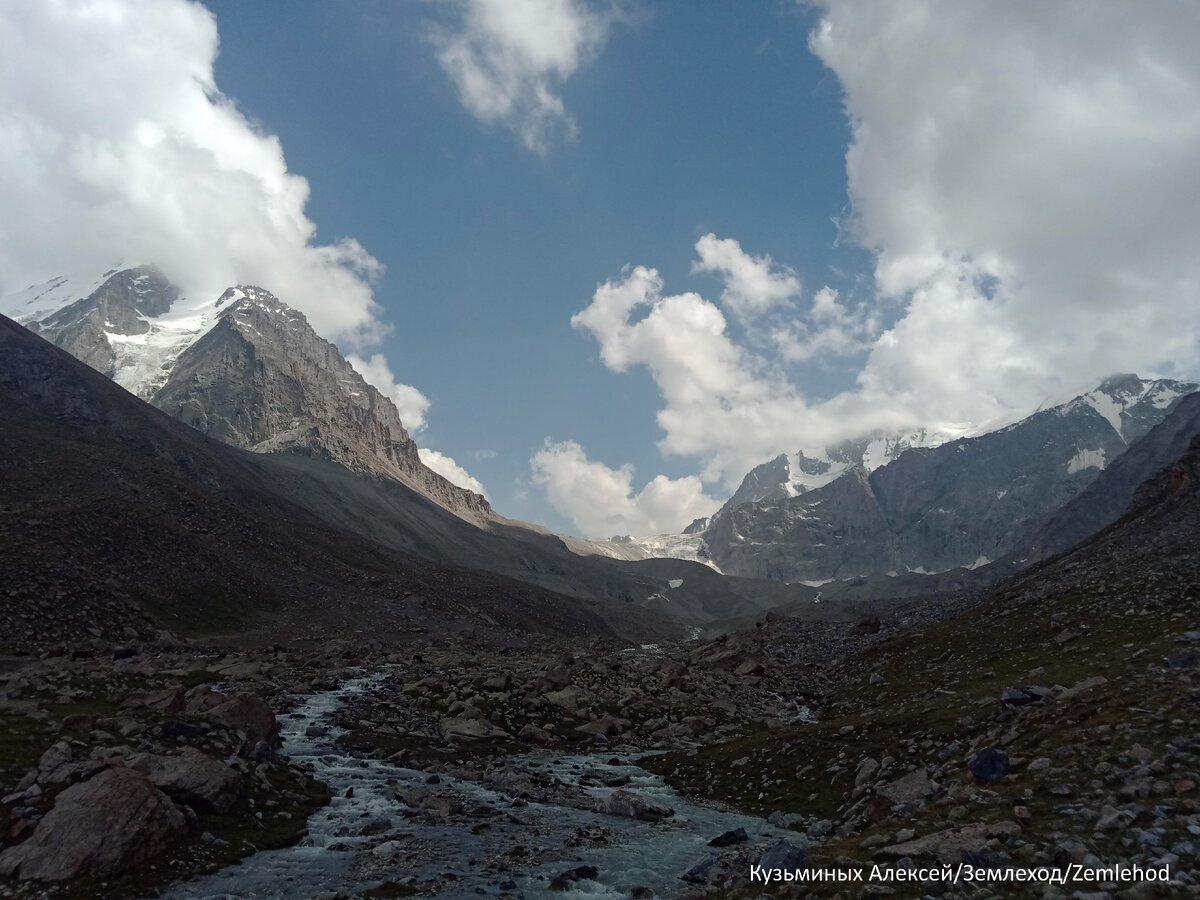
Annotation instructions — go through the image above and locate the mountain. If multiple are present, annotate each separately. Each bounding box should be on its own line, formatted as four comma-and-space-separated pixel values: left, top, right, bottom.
1007, 390, 1200, 566
3, 268, 488, 522
700, 375, 1198, 582
0, 313, 624, 650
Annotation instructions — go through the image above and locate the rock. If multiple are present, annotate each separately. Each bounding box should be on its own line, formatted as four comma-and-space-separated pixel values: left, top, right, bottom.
194, 693, 280, 745
517, 723, 554, 743
575, 715, 630, 737
969, 747, 1011, 784
869, 673, 886, 686
550, 865, 598, 890
126, 748, 244, 814
756, 839, 805, 872
1166, 648, 1197, 669
708, 827, 749, 847
0, 768, 187, 881
122, 687, 186, 713
879, 821, 1020, 864
1000, 687, 1036, 705
438, 716, 510, 742
806, 819, 834, 839
544, 688, 580, 712
855, 757, 880, 788
601, 789, 674, 822
878, 768, 936, 804
1058, 676, 1108, 701
36, 742, 72, 775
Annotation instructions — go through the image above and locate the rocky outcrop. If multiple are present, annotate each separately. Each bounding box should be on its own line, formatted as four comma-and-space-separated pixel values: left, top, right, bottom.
0, 767, 188, 881
126, 748, 244, 814
148, 286, 490, 522
185, 687, 280, 746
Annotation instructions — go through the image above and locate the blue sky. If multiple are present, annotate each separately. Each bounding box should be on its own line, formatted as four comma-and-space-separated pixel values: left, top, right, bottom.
201, 0, 867, 531
5, 1, 1198, 538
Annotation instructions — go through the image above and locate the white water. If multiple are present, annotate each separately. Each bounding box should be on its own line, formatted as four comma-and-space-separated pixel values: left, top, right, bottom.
164, 674, 793, 899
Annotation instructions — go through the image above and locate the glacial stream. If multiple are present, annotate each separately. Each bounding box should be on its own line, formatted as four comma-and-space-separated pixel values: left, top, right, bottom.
164, 674, 790, 899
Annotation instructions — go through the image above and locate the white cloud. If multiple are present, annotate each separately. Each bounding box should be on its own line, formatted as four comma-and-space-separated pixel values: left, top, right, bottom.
771, 286, 875, 362
569, 259, 903, 487
556, 4, 1200, 527
692, 233, 800, 320
531, 440, 718, 538
0, 0, 387, 347
419, 448, 489, 498
810, 0, 1200, 417
429, 0, 619, 153
347, 353, 431, 432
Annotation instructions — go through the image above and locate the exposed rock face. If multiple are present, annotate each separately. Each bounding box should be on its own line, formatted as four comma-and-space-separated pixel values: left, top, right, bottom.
185, 688, 280, 746
126, 748, 244, 814
705, 377, 1198, 582
1010, 391, 1200, 565
0, 767, 188, 881
25, 266, 179, 377
149, 286, 490, 521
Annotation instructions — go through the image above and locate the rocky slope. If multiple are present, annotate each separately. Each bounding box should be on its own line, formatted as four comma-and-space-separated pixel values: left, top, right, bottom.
644, 424, 1200, 894
3, 269, 489, 523
702, 375, 1197, 582
0, 313, 625, 651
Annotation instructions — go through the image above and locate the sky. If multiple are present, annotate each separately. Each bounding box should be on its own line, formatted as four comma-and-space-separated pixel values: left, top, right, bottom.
2, 1, 1199, 538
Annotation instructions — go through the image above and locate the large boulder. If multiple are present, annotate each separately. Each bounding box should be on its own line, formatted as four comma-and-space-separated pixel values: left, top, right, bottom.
0, 768, 188, 881
126, 748, 244, 814
438, 716, 510, 742
187, 689, 279, 745
600, 789, 674, 822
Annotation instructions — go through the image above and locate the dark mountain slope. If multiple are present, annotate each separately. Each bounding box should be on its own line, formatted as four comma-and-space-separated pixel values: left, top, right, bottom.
0, 314, 628, 651
1007, 390, 1200, 566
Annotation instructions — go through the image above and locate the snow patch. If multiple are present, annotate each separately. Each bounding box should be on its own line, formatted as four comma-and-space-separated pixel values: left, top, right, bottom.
1066, 448, 1106, 475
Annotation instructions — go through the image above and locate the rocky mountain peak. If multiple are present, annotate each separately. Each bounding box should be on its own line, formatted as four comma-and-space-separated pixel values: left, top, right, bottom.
3, 266, 492, 523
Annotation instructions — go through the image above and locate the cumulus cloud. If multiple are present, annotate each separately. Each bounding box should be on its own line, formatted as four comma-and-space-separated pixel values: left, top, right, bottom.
0, 0, 386, 346
418, 448, 489, 498
347, 353, 431, 432
545, 4, 1200, 530
567, 258, 902, 488
811, 0, 1200, 414
429, 0, 619, 153
692, 233, 800, 321
530, 440, 718, 538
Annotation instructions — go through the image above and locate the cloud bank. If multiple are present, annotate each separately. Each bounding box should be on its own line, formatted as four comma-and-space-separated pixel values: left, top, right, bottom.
0, 0, 384, 346
531, 440, 717, 538
0, 0, 434, 434
429, 0, 619, 152
538, 1, 1200, 535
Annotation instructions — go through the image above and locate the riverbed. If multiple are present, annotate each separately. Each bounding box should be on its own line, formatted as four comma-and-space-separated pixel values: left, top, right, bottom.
163, 673, 795, 899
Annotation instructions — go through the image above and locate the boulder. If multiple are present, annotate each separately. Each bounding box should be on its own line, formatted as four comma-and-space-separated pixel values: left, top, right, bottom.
968, 748, 1011, 784
438, 716, 510, 742
757, 839, 805, 872
549, 865, 598, 890
0, 768, 187, 881
188, 691, 279, 746
708, 827, 748, 847
879, 821, 1020, 864
600, 789, 674, 822
575, 715, 630, 737
126, 748, 244, 814
877, 768, 936, 804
